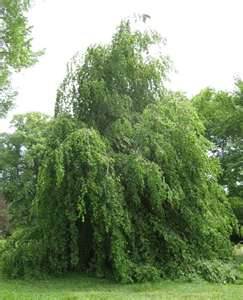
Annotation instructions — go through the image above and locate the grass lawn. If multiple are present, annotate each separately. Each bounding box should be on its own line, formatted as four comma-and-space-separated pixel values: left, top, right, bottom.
1, 273, 243, 300
0, 243, 243, 299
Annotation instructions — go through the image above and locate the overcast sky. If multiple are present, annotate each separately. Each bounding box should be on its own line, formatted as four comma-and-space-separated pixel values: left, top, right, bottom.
1, 0, 243, 131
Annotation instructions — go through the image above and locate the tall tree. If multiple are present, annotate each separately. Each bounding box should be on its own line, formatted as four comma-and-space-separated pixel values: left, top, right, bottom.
0, 19, 236, 283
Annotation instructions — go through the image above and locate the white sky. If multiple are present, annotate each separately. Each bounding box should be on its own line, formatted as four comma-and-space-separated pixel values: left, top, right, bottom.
1, 0, 243, 131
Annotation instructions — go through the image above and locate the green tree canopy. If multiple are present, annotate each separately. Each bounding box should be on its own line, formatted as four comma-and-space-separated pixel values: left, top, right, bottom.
55, 20, 170, 132
0, 19, 236, 283
0, 0, 40, 117
193, 82, 243, 232
0, 112, 50, 227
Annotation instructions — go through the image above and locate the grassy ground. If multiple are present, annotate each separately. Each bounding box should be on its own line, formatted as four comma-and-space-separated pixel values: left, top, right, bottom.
1, 243, 243, 300
1, 273, 243, 300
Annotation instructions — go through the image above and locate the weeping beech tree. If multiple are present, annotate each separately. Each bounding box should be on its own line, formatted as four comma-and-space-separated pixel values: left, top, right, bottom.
0, 20, 236, 282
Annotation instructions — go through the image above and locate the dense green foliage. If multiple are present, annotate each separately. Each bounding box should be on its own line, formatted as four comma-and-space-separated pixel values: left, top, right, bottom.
0, 196, 8, 235
0, 20, 236, 283
0, 0, 40, 117
55, 21, 169, 132
0, 113, 50, 227
193, 83, 243, 234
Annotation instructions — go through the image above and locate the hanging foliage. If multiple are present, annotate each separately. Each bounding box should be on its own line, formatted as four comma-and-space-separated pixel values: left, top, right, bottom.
0, 19, 237, 283
55, 20, 170, 133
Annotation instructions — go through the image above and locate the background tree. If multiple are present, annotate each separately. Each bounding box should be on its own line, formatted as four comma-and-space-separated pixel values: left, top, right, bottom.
0, 0, 40, 117
0, 112, 50, 227
193, 82, 243, 236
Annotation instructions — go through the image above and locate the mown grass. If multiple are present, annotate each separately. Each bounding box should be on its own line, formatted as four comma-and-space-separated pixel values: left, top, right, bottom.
1, 272, 243, 300
1, 243, 243, 300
